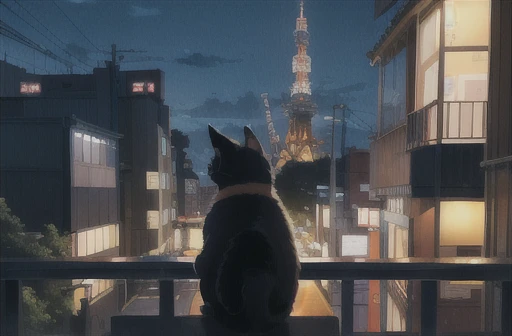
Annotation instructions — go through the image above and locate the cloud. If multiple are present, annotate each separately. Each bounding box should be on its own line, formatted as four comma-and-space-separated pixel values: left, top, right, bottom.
175, 92, 260, 119
65, 43, 91, 61
128, 5, 161, 17
175, 53, 243, 68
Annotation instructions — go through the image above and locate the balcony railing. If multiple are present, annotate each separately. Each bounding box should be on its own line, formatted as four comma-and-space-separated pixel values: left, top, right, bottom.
1, 257, 511, 336
406, 101, 487, 150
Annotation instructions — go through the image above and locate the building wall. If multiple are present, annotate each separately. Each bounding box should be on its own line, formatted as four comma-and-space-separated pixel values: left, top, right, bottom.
0, 119, 68, 232
370, 126, 410, 192
118, 96, 172, 256
484, 0, 512, 259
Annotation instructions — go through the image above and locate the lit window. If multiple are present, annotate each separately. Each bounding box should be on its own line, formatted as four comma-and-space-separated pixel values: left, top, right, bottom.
83, 134, 91, 163
147, 211, 160, 229
444, 0, 490, 47
92, 137, 100, 165
440, 201, 484, 246
147, 82, 155, 93
132, 82, 144, 93
95, 227, 104, 253
77, 232, 87, 257
146, 172, 159, 189
161, 137, 167, 156
103, 226, 110, 251
73, 131, 83, 162
100, 139, 107, 166
86, 229, 95, 255
20, 82, 41, 94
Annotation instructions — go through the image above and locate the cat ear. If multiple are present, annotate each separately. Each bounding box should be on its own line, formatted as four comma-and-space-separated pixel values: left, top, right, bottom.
244, 126, 263, 155
209, 124, 236, 152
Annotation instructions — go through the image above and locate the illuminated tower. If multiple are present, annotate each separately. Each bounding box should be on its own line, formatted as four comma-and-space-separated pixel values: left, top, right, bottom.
283, 0, 318, 162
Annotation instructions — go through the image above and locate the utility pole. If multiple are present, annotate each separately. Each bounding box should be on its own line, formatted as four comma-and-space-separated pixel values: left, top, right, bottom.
109, 43, 118, 132
329, 104, 345, 257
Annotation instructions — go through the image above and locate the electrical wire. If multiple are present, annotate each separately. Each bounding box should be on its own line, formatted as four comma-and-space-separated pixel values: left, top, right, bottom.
0, 2, 90, 72
52, 1, 103, 52
12, 1, 95, 70
0, 20, 76, 70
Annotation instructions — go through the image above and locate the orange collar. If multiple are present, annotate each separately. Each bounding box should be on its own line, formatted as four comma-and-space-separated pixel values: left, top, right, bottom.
215, 183, 273, 202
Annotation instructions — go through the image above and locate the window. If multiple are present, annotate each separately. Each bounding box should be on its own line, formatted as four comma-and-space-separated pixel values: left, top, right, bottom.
444, 52, 488, 102
440, 201, 485, 246
381, 48, 407, 133
160, 173, 166, 189
146, 172, 159, 190
416, 9, 441, 109
91, 137, 100, 165
161, 137, 167, 156
73, 131, 83, 162
444, 0, 490, 47
20, 82, 41, 94
100, 139, 107, 166
147, 211, 160, 229
83, 134, 91, 163
106, 140, 116, 168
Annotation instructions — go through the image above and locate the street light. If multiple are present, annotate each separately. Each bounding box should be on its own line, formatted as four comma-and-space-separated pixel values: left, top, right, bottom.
328, 104, 346, 258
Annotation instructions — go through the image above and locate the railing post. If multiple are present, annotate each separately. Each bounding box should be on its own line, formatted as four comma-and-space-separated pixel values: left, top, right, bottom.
420, 280, 437, 336
341, 280, 354, 336
159, 280, 174, 319
502, 281, 511, 336
2, 280, 21, 336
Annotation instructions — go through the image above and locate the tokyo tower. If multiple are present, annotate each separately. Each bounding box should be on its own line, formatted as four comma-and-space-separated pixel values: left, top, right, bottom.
283, 0, 319, 162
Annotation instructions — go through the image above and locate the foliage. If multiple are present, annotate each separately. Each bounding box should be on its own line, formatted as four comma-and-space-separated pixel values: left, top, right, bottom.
0, 198, 73, 334
22, 287, 53, 334
171, 129, 190, 150
274, 158, 343, 224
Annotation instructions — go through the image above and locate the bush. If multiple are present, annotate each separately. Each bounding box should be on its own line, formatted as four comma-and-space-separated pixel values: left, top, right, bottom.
0, 198, 73, 334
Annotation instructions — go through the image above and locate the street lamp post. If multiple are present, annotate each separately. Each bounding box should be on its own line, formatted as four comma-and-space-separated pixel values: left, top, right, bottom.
327, 104, 345, 257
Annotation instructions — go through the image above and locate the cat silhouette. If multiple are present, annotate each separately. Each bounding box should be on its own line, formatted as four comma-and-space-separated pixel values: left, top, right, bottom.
194, 125, 300, 333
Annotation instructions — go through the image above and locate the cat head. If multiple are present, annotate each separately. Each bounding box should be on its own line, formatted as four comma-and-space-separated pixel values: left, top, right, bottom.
207, 125, 271, 190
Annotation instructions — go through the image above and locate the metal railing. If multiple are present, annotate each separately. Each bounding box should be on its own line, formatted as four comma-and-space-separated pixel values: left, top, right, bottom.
1, 257, 511, 336
406, 101, 487, 150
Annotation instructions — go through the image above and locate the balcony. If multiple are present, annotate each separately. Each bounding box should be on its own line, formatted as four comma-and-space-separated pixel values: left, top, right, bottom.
407, 101, 487, 151
1, 257, 511, 336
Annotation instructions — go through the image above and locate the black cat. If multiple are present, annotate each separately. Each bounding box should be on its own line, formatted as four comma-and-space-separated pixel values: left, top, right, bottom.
194, 125, 300, 333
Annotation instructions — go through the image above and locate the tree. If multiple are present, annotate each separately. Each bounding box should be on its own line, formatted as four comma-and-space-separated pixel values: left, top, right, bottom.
0, 198, 73, 335
274, 158, 344, 224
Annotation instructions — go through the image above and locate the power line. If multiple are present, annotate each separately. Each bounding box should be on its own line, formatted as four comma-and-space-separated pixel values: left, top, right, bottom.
0, 20, 77, 72
52, 1, 102, 52
348, 109, 375, 132
0, 2, 91, 72
12, 1, 95, 70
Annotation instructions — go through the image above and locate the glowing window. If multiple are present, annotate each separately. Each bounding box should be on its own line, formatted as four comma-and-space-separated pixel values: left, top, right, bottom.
146, 172, 159, 189
20, 82, 41, 94
147, 82, 155, 93
83, 134, 91, 163
132, 82, 144, 93
147, 211, 159, 229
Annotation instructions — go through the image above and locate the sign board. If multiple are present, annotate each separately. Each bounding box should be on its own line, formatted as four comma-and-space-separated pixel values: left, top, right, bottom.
360, 184, 370, 192
342, 235, 368, 257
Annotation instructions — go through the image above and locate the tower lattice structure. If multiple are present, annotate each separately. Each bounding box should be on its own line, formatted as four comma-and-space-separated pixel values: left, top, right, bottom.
283, 0, 319, 162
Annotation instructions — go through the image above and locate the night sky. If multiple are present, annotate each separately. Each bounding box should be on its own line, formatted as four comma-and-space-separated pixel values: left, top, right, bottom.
1, 0, 400, 183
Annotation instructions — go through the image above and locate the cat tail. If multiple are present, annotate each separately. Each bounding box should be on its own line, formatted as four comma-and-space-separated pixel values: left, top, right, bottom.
216, 229, 287, 330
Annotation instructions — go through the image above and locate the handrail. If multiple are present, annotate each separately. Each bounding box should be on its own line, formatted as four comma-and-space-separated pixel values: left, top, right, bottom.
1, 257, 511, 336
1, 257, 511, 281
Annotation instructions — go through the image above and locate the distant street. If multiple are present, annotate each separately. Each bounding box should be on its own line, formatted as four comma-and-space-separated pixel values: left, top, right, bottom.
121, 279, 333, 317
